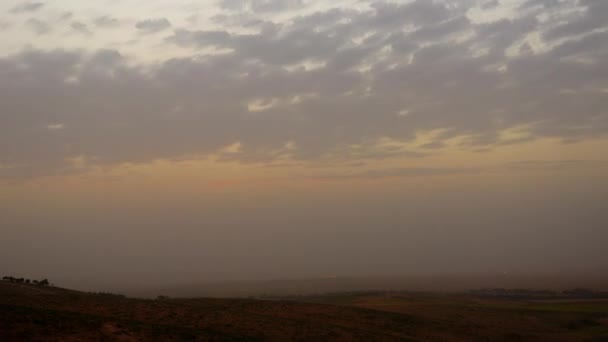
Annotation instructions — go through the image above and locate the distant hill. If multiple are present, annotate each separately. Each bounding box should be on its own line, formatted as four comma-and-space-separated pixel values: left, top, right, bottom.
144, 274, 608, 299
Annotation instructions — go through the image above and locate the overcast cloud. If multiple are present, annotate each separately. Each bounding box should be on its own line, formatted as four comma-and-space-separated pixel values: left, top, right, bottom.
0, 0, 606, 178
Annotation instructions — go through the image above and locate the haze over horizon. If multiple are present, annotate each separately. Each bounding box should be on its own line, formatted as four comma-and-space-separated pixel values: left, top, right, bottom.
1, 0, 607, 292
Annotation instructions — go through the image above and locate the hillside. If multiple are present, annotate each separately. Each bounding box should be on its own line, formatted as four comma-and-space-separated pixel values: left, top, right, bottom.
1, 281, 608, 341
0, 281, 417, 341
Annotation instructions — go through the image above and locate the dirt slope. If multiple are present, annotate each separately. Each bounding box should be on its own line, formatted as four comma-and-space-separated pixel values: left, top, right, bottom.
2, 282, 607, 341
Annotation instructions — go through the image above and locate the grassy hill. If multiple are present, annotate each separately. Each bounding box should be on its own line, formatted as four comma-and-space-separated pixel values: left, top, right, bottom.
1, 281, 608, 341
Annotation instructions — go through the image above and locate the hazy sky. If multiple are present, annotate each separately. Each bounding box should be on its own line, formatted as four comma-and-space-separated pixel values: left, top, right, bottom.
1, 0, 607, 290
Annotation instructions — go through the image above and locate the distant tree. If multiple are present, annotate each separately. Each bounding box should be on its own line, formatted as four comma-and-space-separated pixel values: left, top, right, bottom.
3, 276, 18, 283
33, 280, 39, 285
17, 278, 24, 283
25, 279, 31, 284
39, 279, 50, 286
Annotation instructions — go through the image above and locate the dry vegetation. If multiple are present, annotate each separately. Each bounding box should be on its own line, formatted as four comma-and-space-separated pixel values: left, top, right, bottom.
1, 281, 608, 341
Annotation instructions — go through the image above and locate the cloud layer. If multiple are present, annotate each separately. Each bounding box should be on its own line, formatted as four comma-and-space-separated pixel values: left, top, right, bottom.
0, 0, 607, 178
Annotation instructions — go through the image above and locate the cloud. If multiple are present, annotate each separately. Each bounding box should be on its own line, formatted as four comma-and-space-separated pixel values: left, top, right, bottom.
94, 16, 120, 28
135, 18, 171, 33
481, 0, 499, 10
205, 165, 482, 188
314, 166, 481, 181
543, 0, 608, 41
206, 158, 608, 186
219, 0, 305, 13
0, 19, 11, 30
70, 21, 91, 35
506, 159, 608, 171
1, 0, 607, 179
368, 0, 453, 28
25, 18, 51, 35
409, 16, 470, 41
47, 123, 65, 130
519, 0, 560, 10
10, 2, 44, 13
169, 27, 344, 65
58, 11, 73, 21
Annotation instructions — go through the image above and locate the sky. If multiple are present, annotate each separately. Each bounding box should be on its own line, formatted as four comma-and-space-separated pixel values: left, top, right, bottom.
0, 0, 607, 290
